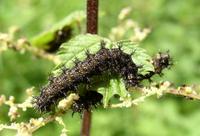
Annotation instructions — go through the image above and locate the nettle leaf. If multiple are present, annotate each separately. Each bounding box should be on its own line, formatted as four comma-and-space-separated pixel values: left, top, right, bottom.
31, 11, 85, 51
97, 78, 128, 108
52, 34, 154, 106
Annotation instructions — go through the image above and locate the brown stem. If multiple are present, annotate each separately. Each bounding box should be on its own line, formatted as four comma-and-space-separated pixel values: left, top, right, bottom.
81, 110, 92, 136
86, 0, 98, 34
81, 0, 99, 136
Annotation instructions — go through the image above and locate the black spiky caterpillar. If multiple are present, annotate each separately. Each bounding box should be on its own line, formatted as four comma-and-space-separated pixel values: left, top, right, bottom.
33, 41, 171, 113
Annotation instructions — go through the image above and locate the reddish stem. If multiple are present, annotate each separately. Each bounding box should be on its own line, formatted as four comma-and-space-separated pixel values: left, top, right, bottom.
86, 0, 98, 34
81, 0, 98, 136
81, 110, 92, 136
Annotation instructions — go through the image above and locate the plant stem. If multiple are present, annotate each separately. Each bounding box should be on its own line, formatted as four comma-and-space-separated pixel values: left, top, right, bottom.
86, 0, 98, 34
81, 110, 92, 136
81, 0, 98, 136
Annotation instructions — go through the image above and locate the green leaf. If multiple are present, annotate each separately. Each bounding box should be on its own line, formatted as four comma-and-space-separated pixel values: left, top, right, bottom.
97, 78, 129, 107
30, 11, 86, 50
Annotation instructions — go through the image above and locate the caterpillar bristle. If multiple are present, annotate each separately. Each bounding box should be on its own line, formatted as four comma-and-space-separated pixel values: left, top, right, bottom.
61, 66, 69, 74
73, 57, 81, 66
48, 75, 55, 83
85, 49, 92, 58
100, 40, 106, 49
130, 49, 137, 56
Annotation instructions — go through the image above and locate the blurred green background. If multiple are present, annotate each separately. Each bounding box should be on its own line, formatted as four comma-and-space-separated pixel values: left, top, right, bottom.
0, 0, 200, 136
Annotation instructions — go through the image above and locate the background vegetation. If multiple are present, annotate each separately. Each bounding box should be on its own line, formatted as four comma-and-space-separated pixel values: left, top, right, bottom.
0, 0, 200, 135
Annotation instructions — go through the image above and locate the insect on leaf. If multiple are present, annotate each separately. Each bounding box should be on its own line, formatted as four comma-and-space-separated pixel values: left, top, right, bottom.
50, 34, 154, 107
